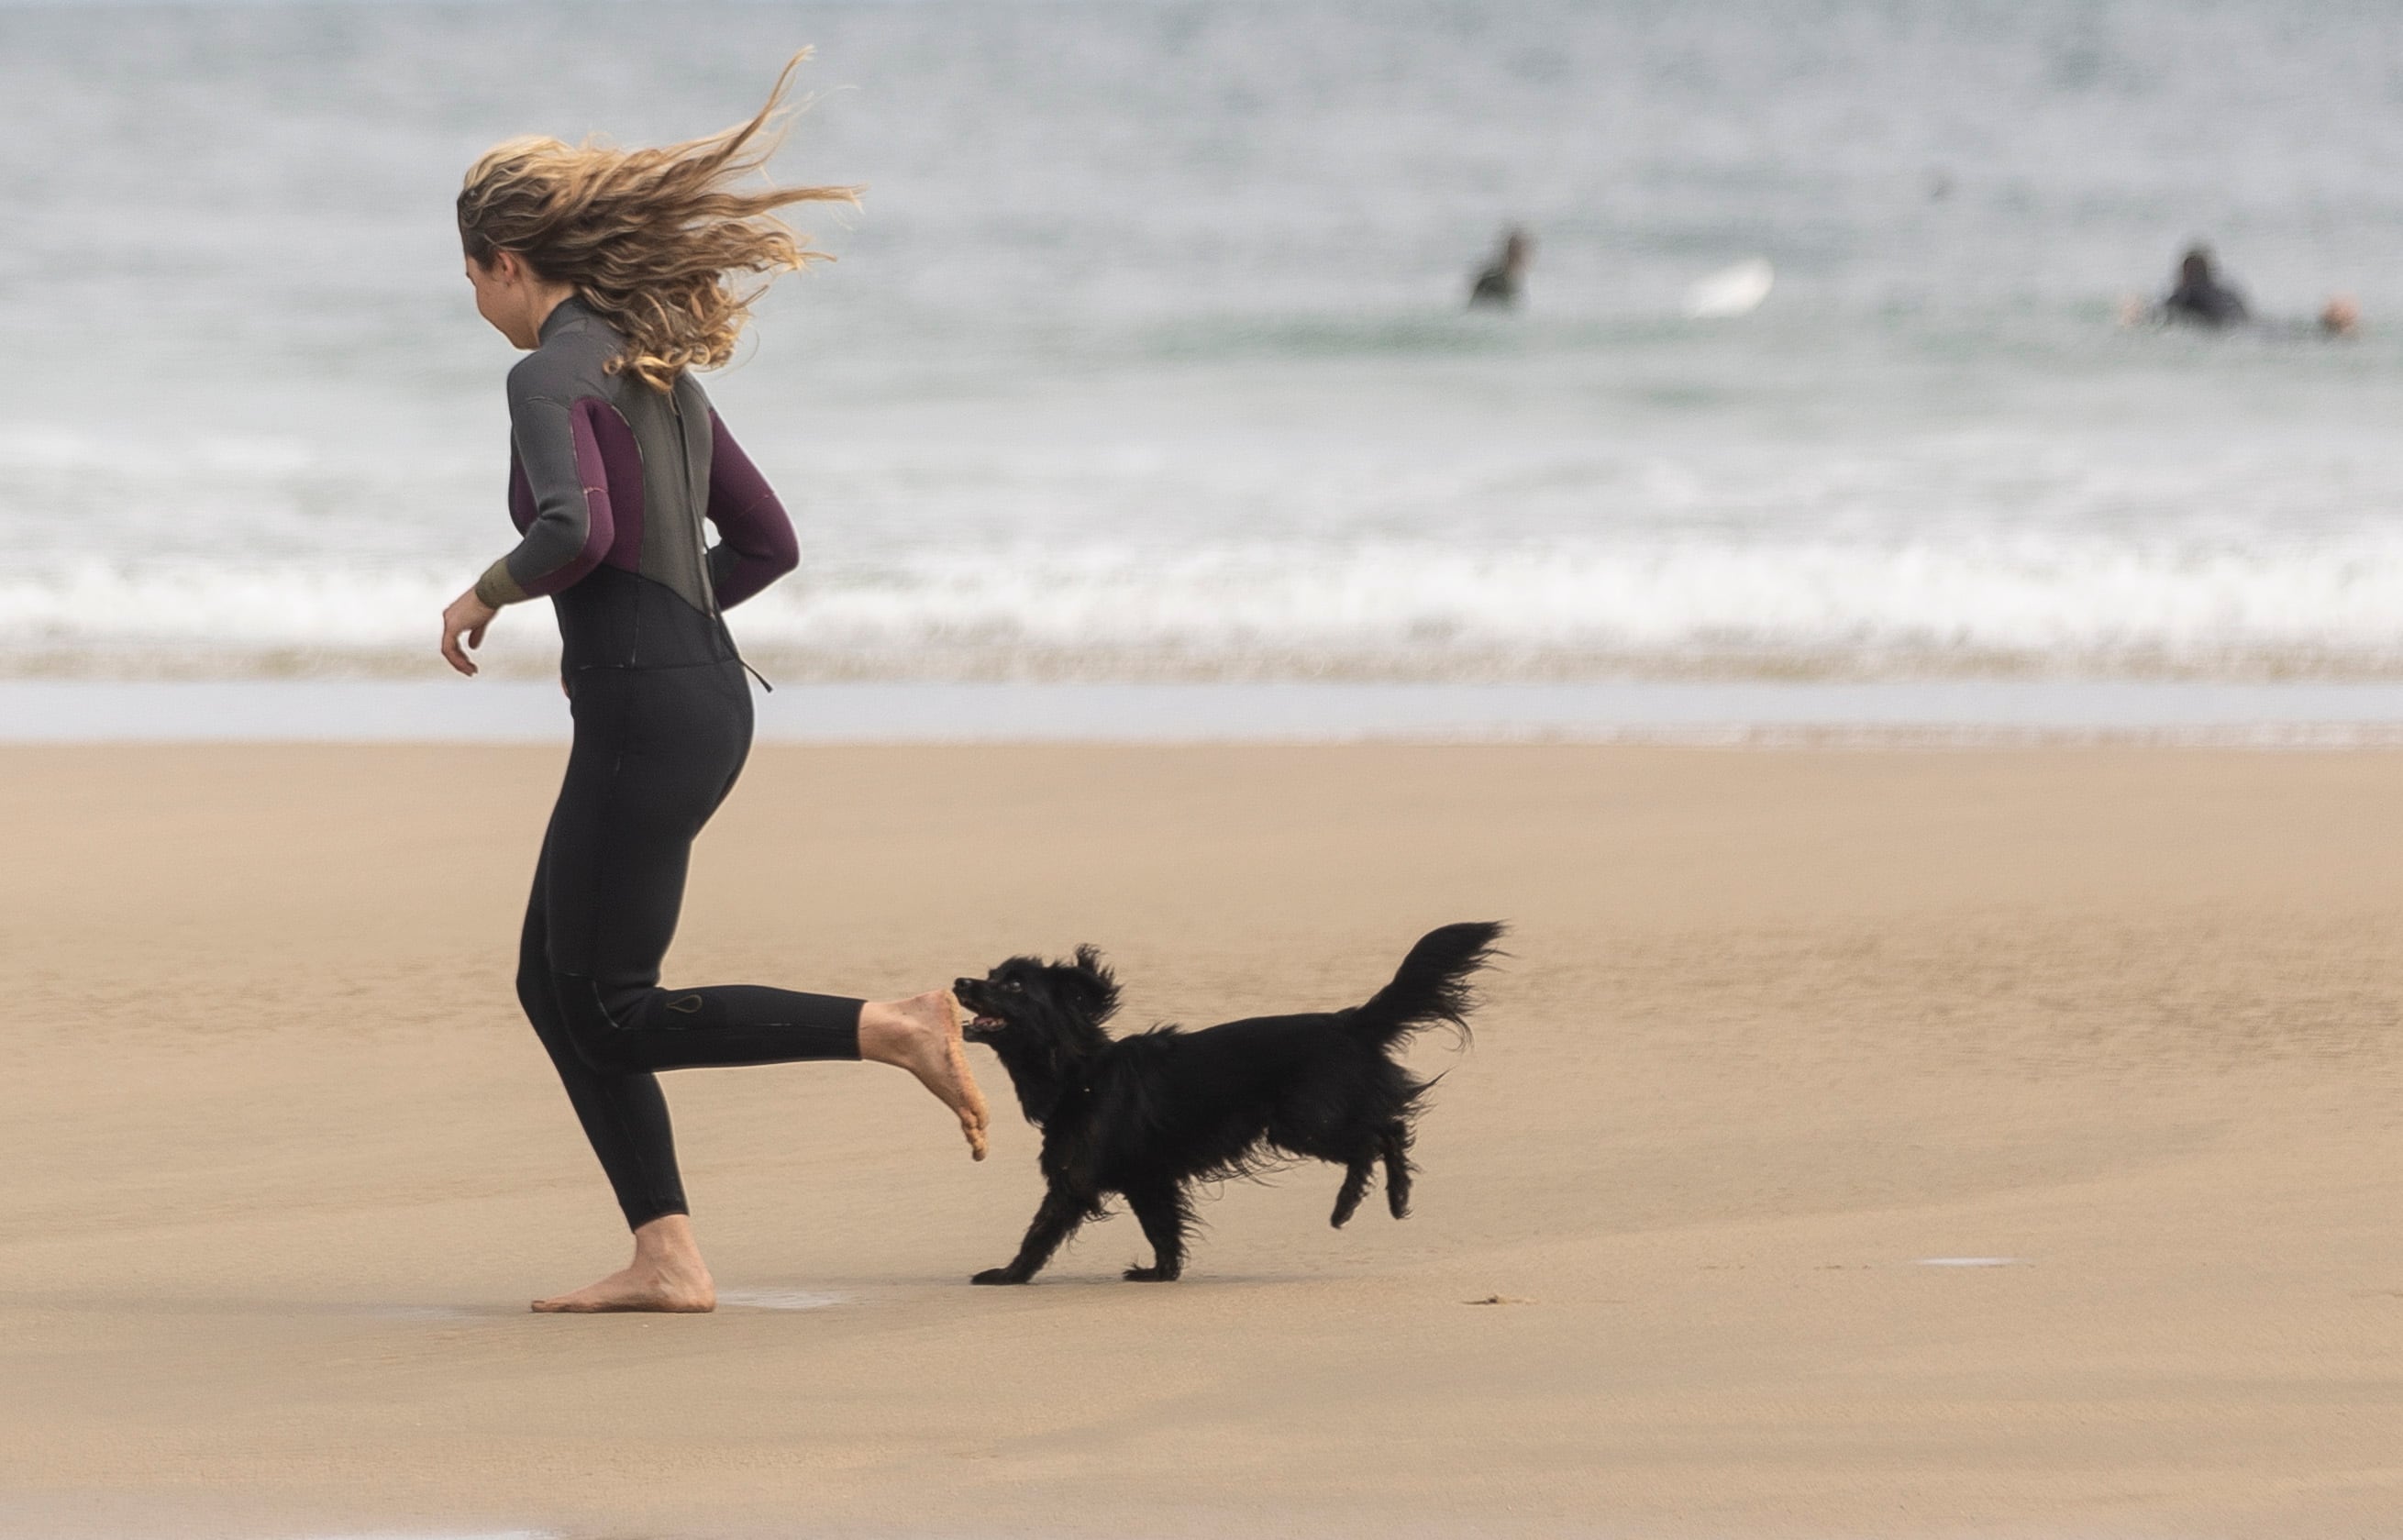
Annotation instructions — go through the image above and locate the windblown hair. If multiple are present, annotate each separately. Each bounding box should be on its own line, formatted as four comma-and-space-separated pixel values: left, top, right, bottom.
457, 52, 857, 390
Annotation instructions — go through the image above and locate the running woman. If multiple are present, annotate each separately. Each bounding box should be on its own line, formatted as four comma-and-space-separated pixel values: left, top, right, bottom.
437, 59, 989, 1313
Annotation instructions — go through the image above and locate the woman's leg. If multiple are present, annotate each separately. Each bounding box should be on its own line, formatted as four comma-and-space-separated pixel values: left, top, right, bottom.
537, 670, 980, 1108
542, 669, 854, 1065
526, 994, 977, 1316
524, 666, 984, 1311
518, 841, 712, 1313
516, 844, 692, 1233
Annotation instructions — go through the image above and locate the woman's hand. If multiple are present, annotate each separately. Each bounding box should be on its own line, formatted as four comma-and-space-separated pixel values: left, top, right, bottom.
440, 588, 501, 677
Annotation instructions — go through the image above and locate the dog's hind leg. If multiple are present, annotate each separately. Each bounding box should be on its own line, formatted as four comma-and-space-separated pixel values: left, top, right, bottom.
972, 1186, 1096, 1285
1330, 1156, 1376, 1228
1123, 1183, 1189, 1281
1380, 1122, 1415, 1219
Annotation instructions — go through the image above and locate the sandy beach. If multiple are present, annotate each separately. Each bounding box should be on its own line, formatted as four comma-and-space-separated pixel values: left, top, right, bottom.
2, 741, 2398, 1538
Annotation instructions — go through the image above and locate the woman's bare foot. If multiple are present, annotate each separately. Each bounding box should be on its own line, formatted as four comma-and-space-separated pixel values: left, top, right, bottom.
860, 991, 991, 1158
532, 1213, 716, 1313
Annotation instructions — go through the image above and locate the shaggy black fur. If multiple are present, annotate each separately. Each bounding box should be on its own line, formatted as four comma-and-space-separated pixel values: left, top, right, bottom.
954, 921, 1505, 1284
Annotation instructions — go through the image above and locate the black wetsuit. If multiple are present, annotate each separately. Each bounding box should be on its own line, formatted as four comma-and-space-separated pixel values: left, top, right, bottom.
1467, 260, 1519, 308
2164, 274, 2250, 327
475, 298, 857, 1230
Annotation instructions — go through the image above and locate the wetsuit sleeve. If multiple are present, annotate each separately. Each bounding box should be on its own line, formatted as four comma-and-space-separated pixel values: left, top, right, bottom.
703, 411, 800, 609
472, 369, 617, 608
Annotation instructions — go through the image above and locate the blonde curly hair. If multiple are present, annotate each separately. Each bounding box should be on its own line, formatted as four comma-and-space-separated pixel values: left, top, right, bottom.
457, 52, 857, 390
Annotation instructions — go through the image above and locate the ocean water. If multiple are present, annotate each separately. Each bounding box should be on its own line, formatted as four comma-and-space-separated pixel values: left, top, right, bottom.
6, 0, 2403, 682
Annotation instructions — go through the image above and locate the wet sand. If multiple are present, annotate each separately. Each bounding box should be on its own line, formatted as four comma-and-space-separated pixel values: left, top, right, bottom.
1, 743, 2397, 1538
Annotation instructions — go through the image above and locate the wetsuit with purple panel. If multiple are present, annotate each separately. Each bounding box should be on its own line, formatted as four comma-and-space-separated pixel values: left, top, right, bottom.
475, 296, 857, 1231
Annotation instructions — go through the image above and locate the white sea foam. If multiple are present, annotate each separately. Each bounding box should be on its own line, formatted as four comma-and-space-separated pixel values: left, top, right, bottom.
14, 533, 2403, 679
735, 536, 2403, 672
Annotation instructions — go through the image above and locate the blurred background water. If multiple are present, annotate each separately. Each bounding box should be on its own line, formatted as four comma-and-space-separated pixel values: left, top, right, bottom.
5, 0, 2403, 682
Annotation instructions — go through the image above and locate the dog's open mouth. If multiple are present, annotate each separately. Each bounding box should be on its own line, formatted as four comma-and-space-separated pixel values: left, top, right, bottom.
952, 980, 1009, 1040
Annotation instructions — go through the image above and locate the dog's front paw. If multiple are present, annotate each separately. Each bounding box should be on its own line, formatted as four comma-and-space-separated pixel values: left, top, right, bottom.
1122, 1265, 1180, 1282
971, 1268, 1026, 1286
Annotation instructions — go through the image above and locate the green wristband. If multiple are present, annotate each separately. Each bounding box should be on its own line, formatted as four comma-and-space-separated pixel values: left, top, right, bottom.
473, 558, 528, 608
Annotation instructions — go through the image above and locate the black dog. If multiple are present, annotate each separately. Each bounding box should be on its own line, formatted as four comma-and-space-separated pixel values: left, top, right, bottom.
954, 921, 1504, 1284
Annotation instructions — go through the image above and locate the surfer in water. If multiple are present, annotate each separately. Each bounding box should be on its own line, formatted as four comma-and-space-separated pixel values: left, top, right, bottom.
1468, 226, 1534, 309
2162, 244, 2250, 327
2121, 243, 2357, 337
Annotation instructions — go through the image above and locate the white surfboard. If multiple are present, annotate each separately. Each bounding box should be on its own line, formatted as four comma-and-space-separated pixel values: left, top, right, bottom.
1684, 257, 1775, 319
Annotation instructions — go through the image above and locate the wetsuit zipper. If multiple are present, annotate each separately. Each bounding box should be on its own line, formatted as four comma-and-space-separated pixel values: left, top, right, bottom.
670, 382, 772, 692
668, 386, 718, 623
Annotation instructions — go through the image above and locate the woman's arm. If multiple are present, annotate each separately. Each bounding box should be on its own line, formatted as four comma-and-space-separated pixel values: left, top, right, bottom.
473, 366, 620, 608
442, 362, 622, 676
703, 410, 800, 609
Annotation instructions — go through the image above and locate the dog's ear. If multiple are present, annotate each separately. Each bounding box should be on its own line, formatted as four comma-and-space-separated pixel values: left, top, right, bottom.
1067, 944, 1122, 1024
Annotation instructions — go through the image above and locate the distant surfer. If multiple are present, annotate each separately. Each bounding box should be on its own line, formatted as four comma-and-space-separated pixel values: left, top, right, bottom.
1468, 227, 1533, 309
2162, 244, 2249, 327
2117, 244, 2357, 338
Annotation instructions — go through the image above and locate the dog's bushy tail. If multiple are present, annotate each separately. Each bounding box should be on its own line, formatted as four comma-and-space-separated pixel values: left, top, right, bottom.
1348, 921, 1506, 1049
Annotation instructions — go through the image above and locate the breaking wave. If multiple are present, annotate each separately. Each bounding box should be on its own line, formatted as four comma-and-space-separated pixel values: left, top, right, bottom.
14, 534, 2403, 681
